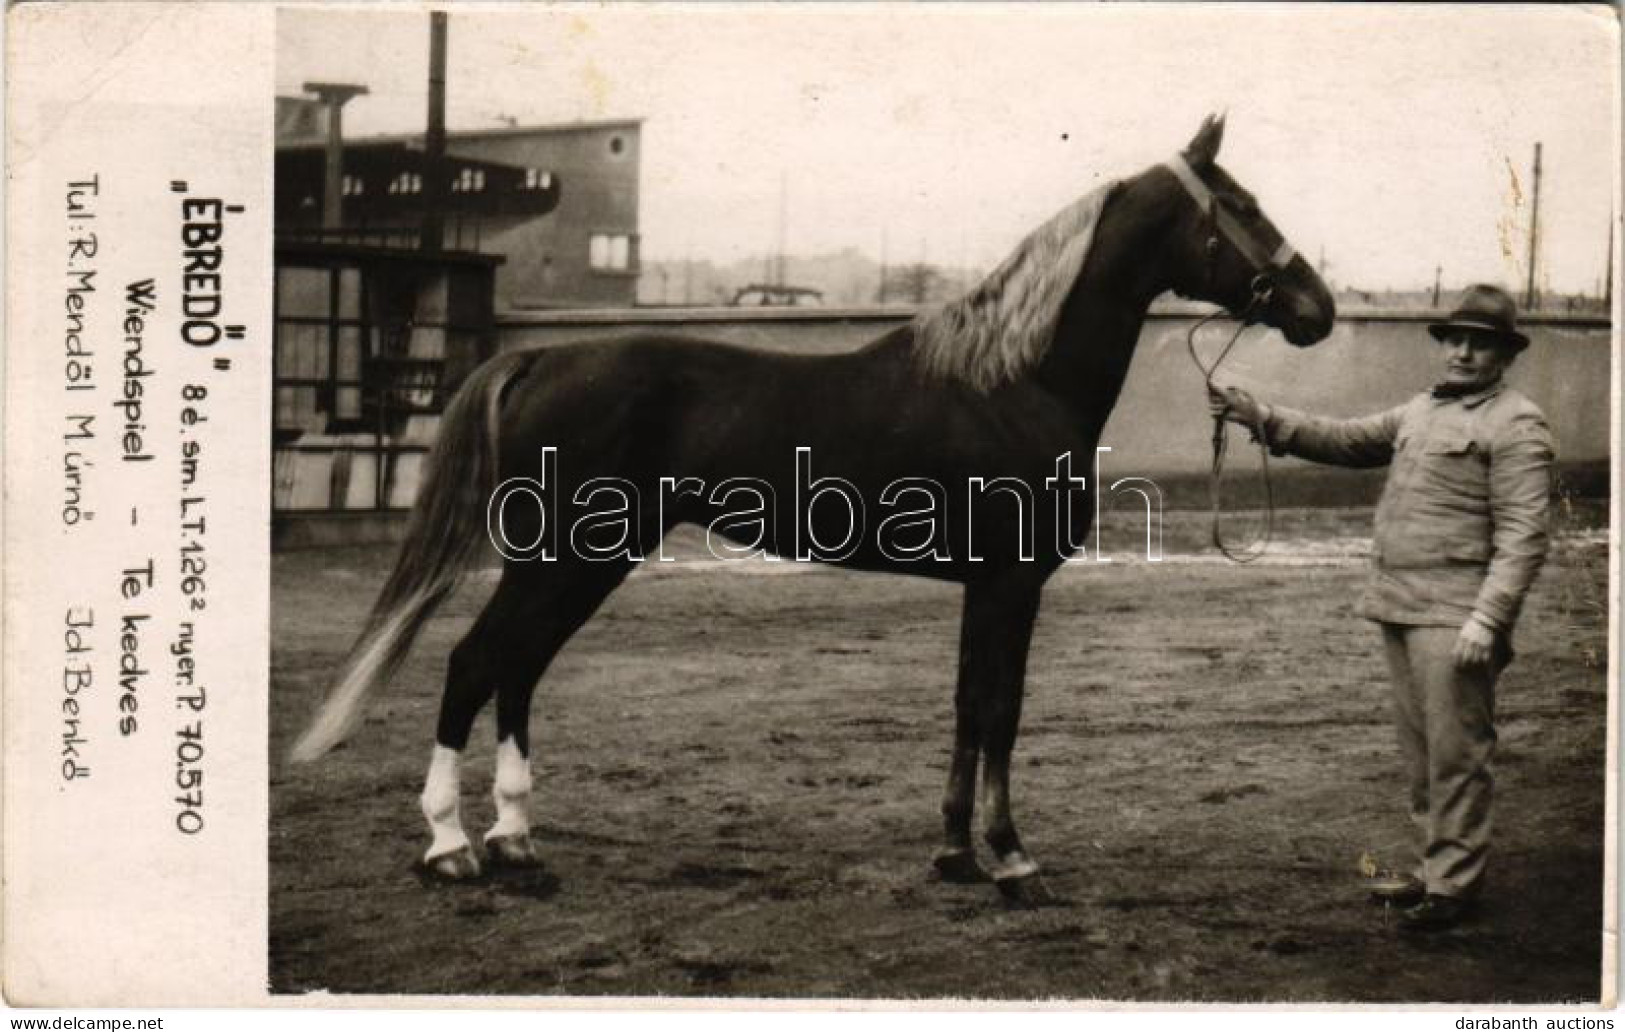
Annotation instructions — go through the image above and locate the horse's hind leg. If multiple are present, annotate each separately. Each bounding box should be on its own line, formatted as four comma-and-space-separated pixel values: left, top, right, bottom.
481, 559, 635, 867
417, 561, 629, 878
418, 574, 529, 878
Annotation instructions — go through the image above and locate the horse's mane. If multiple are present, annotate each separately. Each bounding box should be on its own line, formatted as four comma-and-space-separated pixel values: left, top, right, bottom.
911, 181, 1119, 392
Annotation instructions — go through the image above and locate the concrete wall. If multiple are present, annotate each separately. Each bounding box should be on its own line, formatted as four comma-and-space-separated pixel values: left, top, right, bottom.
498, 304, 1611, 502
501, 305, 915, 355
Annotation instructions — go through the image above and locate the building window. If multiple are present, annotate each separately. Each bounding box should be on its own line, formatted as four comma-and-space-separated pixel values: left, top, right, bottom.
589, 233, 633, 272
452, 168, 488, 194
609, 135, 626, 157
523, 168, 553, 191
273, 265, 368, 435
342, 174, 364, 196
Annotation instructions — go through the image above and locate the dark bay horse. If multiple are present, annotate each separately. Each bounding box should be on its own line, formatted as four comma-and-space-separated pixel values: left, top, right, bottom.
291, 116, 1335, 901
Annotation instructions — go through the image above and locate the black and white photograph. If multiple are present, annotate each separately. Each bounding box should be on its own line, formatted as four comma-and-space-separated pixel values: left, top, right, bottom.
8, 1, 1613, 1013
265, 4, 1615, 1003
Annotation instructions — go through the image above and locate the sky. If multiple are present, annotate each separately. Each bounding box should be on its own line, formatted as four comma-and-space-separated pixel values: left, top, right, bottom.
277, 4, 1619, 295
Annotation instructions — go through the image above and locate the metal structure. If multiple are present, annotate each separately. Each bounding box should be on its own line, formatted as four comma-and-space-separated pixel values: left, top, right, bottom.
272, 238, 502, 525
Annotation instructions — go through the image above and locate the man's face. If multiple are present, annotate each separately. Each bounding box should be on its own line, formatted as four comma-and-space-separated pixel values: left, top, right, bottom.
1438, 330, 1515, 390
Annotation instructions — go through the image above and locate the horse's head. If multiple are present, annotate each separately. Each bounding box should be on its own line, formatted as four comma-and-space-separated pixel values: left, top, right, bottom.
1162, 115, 1335, 346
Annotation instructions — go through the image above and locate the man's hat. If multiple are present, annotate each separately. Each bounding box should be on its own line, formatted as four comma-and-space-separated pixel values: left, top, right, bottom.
1428, 284, 1530, 351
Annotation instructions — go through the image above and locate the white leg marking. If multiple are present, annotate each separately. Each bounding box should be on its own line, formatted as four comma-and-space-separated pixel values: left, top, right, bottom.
420, 744, 472, 862
990, 851, 1041, 882
485, 736, 533, 841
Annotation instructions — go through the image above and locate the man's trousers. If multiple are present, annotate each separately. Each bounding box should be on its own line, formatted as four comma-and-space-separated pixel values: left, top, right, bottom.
1379, 622, 1509, 900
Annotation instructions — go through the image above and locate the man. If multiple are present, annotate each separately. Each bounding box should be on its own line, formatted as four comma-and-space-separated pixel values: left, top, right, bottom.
1210, 284, 1553, 932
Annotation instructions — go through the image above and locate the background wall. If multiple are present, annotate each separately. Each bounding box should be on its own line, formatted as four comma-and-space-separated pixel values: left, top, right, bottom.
498, 305, 1611, 504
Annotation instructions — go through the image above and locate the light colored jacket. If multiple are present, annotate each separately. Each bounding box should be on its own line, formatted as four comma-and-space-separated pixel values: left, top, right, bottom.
1262, 382, 1554, 632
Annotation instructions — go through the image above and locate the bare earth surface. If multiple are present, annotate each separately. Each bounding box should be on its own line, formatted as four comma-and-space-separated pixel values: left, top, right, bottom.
269, 509, 1609, 1002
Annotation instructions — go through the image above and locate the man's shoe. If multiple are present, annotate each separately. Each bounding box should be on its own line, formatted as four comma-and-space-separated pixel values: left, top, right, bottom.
1398, 893, 1476, 932
1365, 875, 1426, 908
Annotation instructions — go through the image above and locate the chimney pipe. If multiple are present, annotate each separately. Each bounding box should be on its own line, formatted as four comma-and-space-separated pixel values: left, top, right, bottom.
303, 82, 369, 231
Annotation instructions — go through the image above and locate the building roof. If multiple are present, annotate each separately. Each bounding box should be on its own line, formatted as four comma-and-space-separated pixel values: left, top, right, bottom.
278, 117, 645, 152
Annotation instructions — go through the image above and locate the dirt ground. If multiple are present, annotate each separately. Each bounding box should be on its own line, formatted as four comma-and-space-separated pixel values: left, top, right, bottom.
269, 507, 1610, 1003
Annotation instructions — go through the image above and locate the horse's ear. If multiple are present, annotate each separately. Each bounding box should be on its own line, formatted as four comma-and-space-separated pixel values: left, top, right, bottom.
1182, 114, 1226, 168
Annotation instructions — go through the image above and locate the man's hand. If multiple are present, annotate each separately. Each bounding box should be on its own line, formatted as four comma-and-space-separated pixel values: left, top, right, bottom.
1207, 385, 1270, 427
1454, 616, 1499, 669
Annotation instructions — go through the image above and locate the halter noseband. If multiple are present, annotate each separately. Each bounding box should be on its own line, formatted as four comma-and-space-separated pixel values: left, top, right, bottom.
1164, 153, 1297, 317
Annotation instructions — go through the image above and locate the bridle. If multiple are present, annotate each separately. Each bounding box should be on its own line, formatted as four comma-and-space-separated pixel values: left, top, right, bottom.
1163, 153, 1298, 563
1164, 152, 1297, 316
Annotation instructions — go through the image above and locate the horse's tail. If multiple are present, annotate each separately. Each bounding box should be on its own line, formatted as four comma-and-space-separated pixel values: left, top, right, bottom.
288, 349, 534, 764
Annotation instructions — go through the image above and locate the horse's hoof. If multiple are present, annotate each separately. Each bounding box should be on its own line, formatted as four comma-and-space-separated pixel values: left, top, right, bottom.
932, 848, 990, 884
418, 845, 482, 882
485, 833, 543, 869
991, 853, 1052, 907
995, 872, 1055, 908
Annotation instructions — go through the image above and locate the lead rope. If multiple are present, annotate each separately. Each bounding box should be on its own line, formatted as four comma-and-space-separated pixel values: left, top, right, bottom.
1185, 296, 1276, 563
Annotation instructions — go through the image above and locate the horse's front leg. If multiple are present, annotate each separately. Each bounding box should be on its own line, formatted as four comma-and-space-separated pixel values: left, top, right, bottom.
942, 577, 1048, 901
975, 578, 1049, 902
932, 649, 985, 882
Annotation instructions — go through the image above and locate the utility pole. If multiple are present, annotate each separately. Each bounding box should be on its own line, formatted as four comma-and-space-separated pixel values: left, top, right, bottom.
303, 82, 369, 231
1432, 265, 1442, 308
1606, 220, 1615, 309
877, 227, 889, 304
923, 238, 936, 307
773, 171, 788, 288
422, 12, 449, 255
957, 228, 968, 294
1525, 142, 1542, 310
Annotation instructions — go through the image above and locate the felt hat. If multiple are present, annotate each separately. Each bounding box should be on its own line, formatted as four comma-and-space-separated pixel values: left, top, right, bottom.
1428, 284, 1529, 351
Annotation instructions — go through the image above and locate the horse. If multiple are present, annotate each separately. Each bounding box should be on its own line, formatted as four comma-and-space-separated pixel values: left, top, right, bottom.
290, 115, 1335, 903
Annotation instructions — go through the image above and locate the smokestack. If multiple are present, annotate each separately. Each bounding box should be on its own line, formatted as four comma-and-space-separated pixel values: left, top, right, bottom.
303, 82, 369, 231
422, 12, 448, 253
